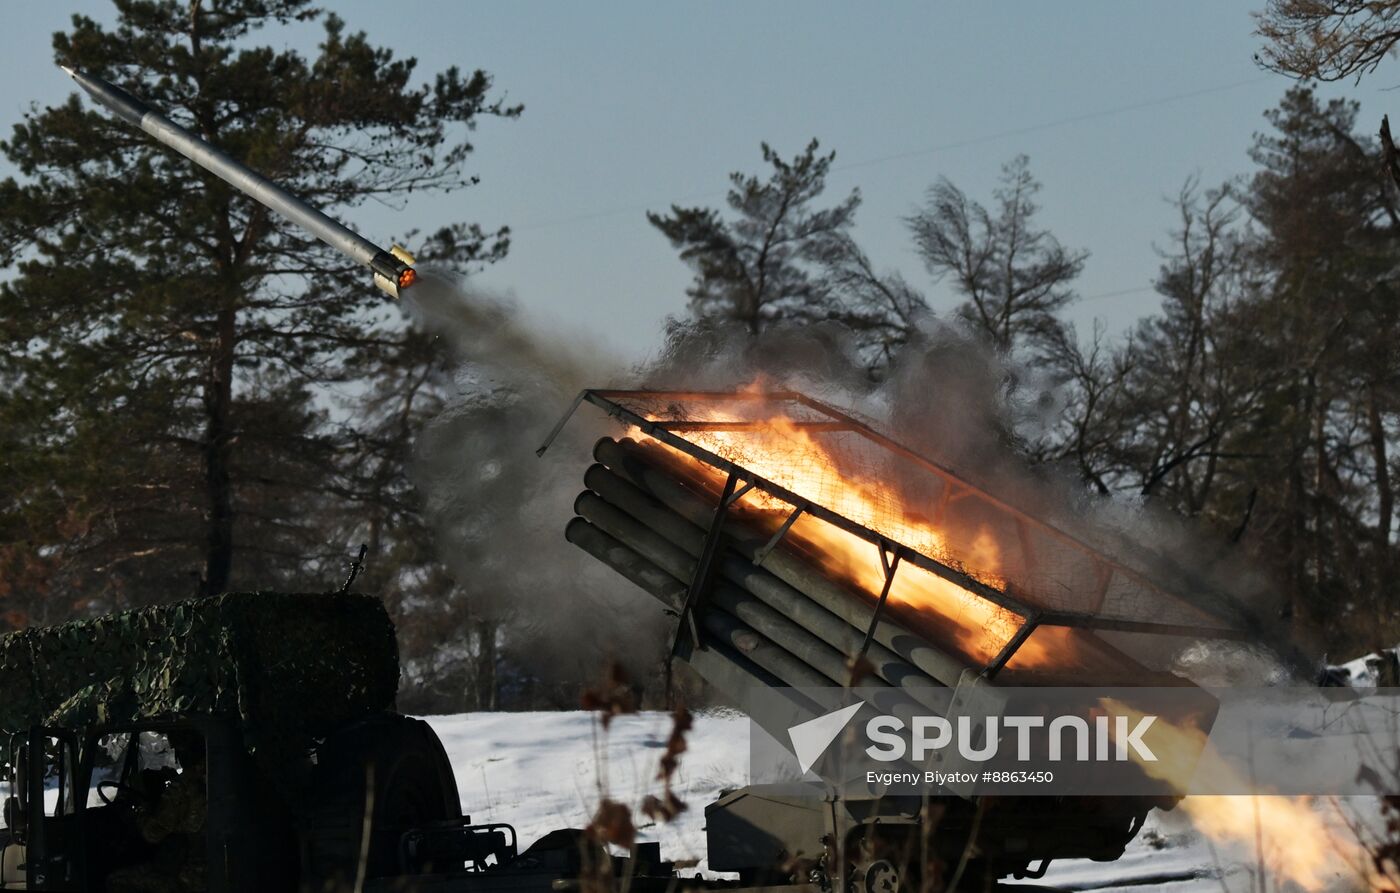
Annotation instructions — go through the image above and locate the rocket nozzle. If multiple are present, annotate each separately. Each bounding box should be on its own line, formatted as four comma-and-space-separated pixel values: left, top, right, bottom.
369, 246, 418, 298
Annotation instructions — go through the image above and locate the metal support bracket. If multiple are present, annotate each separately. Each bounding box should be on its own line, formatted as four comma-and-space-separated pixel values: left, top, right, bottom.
981, 612, 1042, 680
753, 504, 805, 566
856, 541, 902, 661
726, 481, 757, 506
535, 390, 589, 457
670, 472, 741, 657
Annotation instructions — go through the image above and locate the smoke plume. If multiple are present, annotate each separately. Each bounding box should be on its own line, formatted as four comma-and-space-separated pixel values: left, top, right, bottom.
406, 274, 1294, 699
402, 273, 669, 699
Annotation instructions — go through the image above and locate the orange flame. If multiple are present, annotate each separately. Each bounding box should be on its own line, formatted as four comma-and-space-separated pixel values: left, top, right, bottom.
631, 406, 1119, 672
1102, 698, 1380, 891
631, 394, 1391, 892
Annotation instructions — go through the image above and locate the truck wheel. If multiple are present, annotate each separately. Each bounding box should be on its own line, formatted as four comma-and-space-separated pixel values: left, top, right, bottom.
843, 826, 924, 893
854, 858, 901, 893
303, 714, 460, 885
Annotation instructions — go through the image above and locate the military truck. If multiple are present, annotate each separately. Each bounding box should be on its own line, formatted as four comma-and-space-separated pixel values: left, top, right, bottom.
0, 592, 681, 893
0, 551, 1227, 893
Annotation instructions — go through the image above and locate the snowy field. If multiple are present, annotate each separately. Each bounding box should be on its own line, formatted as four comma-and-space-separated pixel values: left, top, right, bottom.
426, 709, 749, 875
422, 710, 1374, 892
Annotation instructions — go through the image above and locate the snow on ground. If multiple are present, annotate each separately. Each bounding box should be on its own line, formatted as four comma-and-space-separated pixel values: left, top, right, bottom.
1010, 819, 1243, 893
422, 711, 1374, 891
1328, 647, 1398, 688
425, 709, 749, 873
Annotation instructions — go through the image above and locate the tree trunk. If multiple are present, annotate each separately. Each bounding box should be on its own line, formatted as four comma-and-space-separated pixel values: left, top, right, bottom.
1282, 372, 1310, 624
1311, 388, 1329, 609
1368, 383, 1393, 551
200, 305, 237, 595
474, 616, 499, 710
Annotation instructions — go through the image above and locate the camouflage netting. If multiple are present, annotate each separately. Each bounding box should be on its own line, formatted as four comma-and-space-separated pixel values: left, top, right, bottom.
0, 592, 399, 760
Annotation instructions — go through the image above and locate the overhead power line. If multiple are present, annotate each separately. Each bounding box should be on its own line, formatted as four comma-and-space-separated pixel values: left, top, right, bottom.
831, 76, 1274, 173
1080, 285, 1158, 303
512, 74, 1276, 234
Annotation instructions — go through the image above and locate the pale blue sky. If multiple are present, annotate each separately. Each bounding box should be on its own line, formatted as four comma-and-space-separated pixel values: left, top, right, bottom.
2, 2, 1386, 360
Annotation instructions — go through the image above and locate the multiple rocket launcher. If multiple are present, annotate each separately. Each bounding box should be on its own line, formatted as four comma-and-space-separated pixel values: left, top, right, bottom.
564, 432, 1197, 871
62, 57, 1227, 724
61, 66, 418, 299
55, 62, 1244, 877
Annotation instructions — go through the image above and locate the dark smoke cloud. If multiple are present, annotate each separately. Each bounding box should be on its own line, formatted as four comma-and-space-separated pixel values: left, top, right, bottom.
407, 275, 1294, 693
644, 315, 1294, 682
402, 273, 670, 693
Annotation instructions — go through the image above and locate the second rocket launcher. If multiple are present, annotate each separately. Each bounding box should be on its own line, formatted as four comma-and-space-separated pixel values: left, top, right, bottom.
62, 66, 417, 299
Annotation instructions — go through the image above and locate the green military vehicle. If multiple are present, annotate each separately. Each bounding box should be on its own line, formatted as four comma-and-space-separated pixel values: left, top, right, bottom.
0, 585, 1208, 893
0, 593, 677, 893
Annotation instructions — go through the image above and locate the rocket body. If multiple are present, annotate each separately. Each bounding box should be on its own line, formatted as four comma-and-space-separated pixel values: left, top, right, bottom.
62, 66, 416, 298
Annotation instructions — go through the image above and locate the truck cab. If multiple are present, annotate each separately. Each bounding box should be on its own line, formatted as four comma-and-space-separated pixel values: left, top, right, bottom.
0, 593, 471, 892
1, 717, 297, 892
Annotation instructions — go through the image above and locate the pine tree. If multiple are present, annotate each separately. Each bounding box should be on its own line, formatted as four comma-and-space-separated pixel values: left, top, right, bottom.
907, 155, 1086, 360
648, 139, 860, 334
0, 0, 519, 625
1238, 87, 1400, 632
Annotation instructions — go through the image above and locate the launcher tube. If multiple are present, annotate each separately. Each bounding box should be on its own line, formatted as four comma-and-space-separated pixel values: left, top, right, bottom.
576, 491, 865, 688
592, 437, 970, 686
565, 519, 831, 688
582, 465, 943, 694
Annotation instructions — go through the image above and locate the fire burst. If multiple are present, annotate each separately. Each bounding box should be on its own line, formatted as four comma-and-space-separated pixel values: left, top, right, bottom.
550, 386, 1381, 889
1103, 697, 1387, 891
600, 385, 1235, 677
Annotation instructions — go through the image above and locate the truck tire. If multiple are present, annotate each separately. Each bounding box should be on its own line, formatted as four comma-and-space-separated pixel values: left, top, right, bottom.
301, 713, 461, 887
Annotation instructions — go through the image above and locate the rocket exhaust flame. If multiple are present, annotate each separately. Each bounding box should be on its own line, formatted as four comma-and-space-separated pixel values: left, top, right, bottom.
1102, 698, 1382, 891
60, 66, 418, 299
545, 387, 1252, 679
551, 388, 1379, 887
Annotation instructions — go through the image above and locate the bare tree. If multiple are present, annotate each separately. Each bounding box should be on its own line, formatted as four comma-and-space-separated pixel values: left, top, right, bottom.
1257, 0, 1400, 82
820, 233, 929, 374
1117, 181, 1258, 515
1035, 320, 1137, 496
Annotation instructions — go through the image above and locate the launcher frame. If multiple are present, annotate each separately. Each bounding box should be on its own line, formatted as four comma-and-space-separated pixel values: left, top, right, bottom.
540, 388, 1250, 678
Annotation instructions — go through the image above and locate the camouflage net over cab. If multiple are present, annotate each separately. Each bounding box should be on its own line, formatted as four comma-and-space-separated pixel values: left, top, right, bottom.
0, 592, 399, 760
